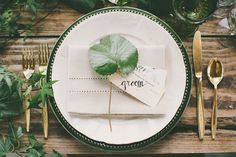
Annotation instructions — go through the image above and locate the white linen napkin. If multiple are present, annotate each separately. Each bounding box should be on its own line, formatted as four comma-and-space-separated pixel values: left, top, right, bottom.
66, 45, 167, 114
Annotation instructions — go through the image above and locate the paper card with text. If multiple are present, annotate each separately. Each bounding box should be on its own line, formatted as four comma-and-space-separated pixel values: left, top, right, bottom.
108, 66, 167, 107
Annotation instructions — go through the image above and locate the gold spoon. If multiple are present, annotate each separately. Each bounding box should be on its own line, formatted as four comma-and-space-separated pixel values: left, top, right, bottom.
207, 58, 224, 139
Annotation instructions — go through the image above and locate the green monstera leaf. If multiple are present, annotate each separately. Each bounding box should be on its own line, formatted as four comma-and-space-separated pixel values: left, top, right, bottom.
89, 34, 138, 76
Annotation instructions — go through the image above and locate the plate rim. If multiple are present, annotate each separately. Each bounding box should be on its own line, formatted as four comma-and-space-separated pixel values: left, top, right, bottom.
46, 6, 192, 152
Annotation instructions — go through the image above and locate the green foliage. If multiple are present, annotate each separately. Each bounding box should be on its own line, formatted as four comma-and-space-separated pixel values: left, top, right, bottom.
8, 121, 23, 148
24, 135, 62, 157
0, 137, 13, 157
20, 71, 57, 109
28, 77, 57, 109
89, 34, 138, 76
0, 9, 20, 37
0, 0, 58, 51
0, 0, 43, 36
0, 122, 22, 157
0, 123, 63, 156
0, 123, 63, 157
28, 72, 45, 88
0, 66, 23, 120
25, 135, 45, 157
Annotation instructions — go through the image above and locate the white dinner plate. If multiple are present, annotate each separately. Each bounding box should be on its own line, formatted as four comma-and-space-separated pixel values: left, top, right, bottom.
47, 7, 192, 152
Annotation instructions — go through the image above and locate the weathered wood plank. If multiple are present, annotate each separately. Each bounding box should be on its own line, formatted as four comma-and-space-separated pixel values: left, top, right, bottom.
0, 3, 231, 37
39, 129, 236, 154
1, 122, 236, 154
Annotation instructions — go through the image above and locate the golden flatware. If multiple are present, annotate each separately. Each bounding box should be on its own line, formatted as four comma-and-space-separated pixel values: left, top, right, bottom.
22, 49, 35, 132
39, 44, 50, 139
207, 58, 224, 139
193, 31, 205, 140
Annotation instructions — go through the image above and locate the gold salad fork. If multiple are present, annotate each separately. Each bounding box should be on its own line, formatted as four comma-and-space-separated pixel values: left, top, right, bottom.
22, 50, 35, 132
39, 44, 50, 139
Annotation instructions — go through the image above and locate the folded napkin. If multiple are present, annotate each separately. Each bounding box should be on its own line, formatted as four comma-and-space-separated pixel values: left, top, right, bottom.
66, 44, 167, 115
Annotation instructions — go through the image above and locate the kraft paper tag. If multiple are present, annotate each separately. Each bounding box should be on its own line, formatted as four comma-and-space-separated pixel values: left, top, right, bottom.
108, 66, 166, 107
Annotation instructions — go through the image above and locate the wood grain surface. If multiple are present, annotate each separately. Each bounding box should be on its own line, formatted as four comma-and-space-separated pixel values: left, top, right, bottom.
0, 2, 235, 154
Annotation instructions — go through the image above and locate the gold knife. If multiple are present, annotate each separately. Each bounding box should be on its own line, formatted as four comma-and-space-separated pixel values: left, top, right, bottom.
193, 31, 205, 140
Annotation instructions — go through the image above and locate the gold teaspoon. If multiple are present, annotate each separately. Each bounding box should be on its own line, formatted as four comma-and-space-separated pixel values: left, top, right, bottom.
207, 58, 224, 139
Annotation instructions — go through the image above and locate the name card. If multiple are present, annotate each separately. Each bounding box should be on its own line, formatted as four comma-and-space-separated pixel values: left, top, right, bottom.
108, 66, 166, 107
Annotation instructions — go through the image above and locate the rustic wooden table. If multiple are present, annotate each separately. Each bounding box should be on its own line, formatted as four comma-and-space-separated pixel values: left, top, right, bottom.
0, 3, 235, 155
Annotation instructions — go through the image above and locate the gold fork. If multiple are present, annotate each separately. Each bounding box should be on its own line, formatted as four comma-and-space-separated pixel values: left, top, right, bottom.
39, 44, 50, 139
22, 49, 35, 132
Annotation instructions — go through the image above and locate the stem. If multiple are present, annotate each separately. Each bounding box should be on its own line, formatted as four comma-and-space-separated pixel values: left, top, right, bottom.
108, 82, 112, 132
15, 151, 23, 157
8, 119, 21, 149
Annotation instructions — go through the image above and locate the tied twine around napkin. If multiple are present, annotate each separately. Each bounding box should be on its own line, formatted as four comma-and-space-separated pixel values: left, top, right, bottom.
66, 45, 167, 115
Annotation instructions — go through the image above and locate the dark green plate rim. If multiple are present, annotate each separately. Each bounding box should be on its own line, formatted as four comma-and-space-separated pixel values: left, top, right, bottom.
46, 6, 192, 152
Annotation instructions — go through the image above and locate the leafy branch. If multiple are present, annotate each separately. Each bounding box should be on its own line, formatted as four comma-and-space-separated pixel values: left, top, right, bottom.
0, 0, 59, 51
0, 66, 60, 156
0, 122, 63, 157
23, 71, 57, 109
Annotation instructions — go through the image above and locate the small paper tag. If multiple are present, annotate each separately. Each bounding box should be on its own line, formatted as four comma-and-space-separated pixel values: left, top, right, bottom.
108, 66, 166, 107
23, 69, 34, 80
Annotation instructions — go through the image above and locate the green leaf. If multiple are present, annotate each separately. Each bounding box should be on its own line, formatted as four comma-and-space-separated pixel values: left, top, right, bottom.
4, 75, 12, 91
89, 34, 138, 76
29, 79, 57, 109
25, 0, 42, 14
27, 135, 44, 150
26, 148, 45, 157
28, 72, 44, 88
0, 137, 13, 156
26, 135, 45, 157
29, 91, 41, 109
8, 121, 23, 147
